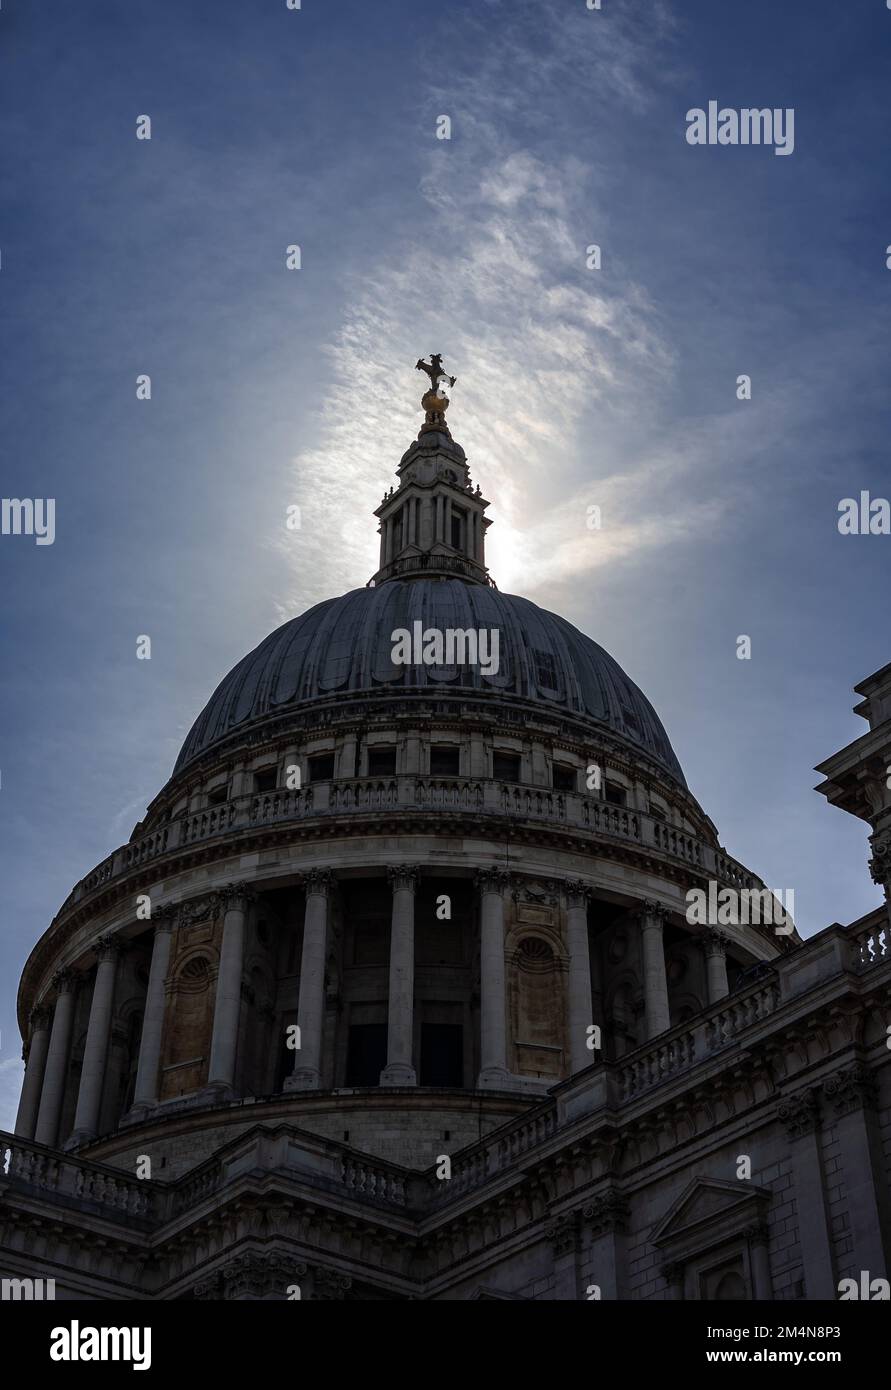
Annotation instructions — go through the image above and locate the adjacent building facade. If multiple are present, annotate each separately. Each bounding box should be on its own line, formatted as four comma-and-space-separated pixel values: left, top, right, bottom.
2, 372, 889, 1300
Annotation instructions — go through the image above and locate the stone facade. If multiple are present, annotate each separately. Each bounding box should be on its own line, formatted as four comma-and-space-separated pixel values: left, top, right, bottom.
2, 393, 889, 1300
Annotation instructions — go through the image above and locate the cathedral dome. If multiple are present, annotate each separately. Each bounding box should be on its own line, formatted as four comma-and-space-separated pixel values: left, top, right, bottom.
174, 579, 686, 785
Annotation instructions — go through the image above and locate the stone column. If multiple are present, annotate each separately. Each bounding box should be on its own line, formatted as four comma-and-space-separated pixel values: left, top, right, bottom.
637, 900, 671, 1039
476, 869, 511, 1088
380, 866, 419, 1086
565, 880, 593, 1075
583, 1192, 630, 1300
70, 936, 122, 1144
745, 1222, 772, 1298
286, 870, 333, 1091
131, 910, 176, 1111
14, 1005, 52, 1139
777, 1086, 837, 1299
702, 928, 730, 1004
547, 1212, 582, 1300
822, 1065, 891, 1280
207, 884, 254, 1095
34, 970, 77, 1147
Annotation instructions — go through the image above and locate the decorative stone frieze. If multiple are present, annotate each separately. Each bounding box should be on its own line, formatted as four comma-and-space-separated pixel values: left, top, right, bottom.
822, 1064, 878, 1117
581, 1190, 629, 1238
386, 865, 420, 893
778, 1087, 821, 1139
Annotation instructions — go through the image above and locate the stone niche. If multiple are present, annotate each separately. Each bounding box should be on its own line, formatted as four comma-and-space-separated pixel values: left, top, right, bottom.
507, 885, 568, 1081
158, 904, 222, 1101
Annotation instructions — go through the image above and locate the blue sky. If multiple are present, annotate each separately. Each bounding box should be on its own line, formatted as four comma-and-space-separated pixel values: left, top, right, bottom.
1, 0, 889, 1128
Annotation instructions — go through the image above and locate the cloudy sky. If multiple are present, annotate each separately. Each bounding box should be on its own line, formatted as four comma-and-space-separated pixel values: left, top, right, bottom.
1, 0, 889, 1129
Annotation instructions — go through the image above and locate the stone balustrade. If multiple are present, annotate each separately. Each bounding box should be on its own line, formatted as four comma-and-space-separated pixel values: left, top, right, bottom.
619, 1030, 698, 1101
4, 919, 889, 1225
56, 775, 765, 919
0, 1137, 156, 1220
339, 1155, 407, 1207
850, 917, 890, 971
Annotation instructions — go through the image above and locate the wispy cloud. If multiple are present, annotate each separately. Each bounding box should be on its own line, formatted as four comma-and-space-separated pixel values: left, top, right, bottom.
277, 0, 683, 613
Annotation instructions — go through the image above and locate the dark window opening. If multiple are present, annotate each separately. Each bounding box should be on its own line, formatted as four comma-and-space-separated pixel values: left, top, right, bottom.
255, 768, 277, 793
420, 1023, 463, 1088
345, 1024, 387, 1087
494, 752, 521, 783
368, 746, 397, 777
207, 784, 228, 806
308, 753, 335, 782
604, 781, 627, 807
430, 745, 460, 777
450, 507, 466, 552
534, 649, 560, 690
552, 763, 575, 792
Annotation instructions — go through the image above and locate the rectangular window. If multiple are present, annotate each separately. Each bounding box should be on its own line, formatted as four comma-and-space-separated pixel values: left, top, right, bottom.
493, 751, 521, 782
345, 1024, 388, 1087
450, 506, 466, 552
207, 783, 228, 806
604, 781, 627, 807
420, 1023, 463, 1088
367, 746, 397, 776
254, 768, 277, 793
308, 753, 335, 782
552, 763, 575, 792
430, 745, 460, 777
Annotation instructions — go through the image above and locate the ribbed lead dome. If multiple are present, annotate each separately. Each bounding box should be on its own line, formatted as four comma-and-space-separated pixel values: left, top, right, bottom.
174, 580, 685, 784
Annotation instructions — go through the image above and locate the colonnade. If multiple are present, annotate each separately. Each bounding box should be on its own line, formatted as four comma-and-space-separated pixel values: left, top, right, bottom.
14, 875, 732, 1146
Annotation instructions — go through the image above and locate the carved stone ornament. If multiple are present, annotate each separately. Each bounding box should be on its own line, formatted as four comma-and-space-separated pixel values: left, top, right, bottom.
581, 1190, 630, 1237
699, 928, 730, 959
305, 868, 335, 895
636, 899, 670, 927
219, 881, 257, 911
564, 879, 592, 909
312, 1266, 353, 1300
475, 867, 512, 894
95, 933, 124, 962
822, 1064, 878, 1117
513, 878, 559, 907
29, 1004, 52, 1034
777, 1087, 820, 1139
387, 865, 420, 893
545, 1211, 580, 1258
177, 894, 222, 929
220, 1251, 303, 1300
868, 831, 891, 885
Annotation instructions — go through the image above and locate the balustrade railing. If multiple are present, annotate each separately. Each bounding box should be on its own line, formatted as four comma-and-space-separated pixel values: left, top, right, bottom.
850, 917, 890, 971
0, 1138, 156, 1219
60, 775, 762, 914
339, 1155, 407, 1206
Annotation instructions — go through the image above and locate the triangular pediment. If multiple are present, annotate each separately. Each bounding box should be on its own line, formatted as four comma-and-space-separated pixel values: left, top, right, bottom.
651, 1178, 770, 1252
